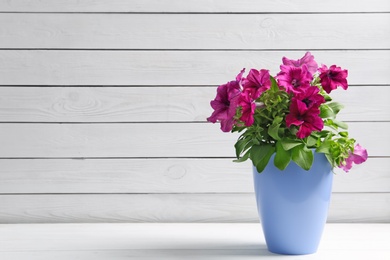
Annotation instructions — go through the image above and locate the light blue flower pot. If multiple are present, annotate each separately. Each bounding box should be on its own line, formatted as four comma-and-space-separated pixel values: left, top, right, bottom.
253, 151, 333, 255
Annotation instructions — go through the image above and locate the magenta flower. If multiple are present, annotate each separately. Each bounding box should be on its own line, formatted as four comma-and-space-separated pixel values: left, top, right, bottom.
282, 52, 318, 75
235, 68, 246, 82
276, 65, 312, 94
286, 99, 324, 138
318, 65, 348, 93
339, 144, 368, 172
294, 86, 325, 109
239, 91, 256, 127
242, 69, 271, 99
207, 71, 244, 132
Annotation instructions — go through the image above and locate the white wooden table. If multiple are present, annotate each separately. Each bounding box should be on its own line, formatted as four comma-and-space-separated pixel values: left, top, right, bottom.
0, 223, 389, 259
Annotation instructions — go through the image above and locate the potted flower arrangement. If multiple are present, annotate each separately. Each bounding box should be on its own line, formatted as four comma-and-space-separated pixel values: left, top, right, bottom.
207, 52, 368, 255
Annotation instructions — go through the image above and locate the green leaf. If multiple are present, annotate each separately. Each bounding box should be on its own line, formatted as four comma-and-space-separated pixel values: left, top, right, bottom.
317, 130, 331, 138
234, 136, 249, 159
233, 149, 250, 162
250, 144, 275, 173
324, 119, 339, 130
320, 102, 345, 119
316, 140, 331, 154
274, 141, 291, 170
333, 120, 348, 129
306, 135, 318, 147
268, 116, 283, 141
291, 146, 314, 171
325, 153, 334, 167
323, 93, 332, 102
273, 116, 283, 124
320, 104, 336, 118
252, 137, 260, 145
280, 139, 303, 151
339, 131, 348, 137
327, 102, 344, 115
268, 124, 280, 140
270, 76, 279, 91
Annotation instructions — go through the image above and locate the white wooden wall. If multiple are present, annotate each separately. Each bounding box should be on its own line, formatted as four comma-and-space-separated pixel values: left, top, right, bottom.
0, 0, 389, 223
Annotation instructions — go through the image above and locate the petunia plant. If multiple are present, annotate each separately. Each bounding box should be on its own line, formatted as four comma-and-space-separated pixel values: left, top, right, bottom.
207, 52, 368, 173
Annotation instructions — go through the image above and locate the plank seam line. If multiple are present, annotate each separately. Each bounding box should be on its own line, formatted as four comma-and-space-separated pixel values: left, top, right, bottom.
0, 192, 387, 195
0, 85, 217, 87
0, 84, 387, 87
0, 121, 388, 124
0, 11, 389, 14
0, 156, 386, 160
1, 48, 389, 51
0, 121, 210, 124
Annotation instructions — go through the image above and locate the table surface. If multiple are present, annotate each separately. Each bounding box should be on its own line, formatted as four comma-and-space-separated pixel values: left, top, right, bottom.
0, 223, 389, 260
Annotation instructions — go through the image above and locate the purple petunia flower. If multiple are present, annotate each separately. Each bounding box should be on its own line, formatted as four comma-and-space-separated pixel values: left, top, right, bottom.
241, 69, 271, 99
286, 99, 324, 138
294, 86, 325, 109
207, 69, 244, 132
282, 51, 318, 75
239, 91, 256, 127
339, 144, 368, 172
276, 65, 312, 94
318, 65, 348, 94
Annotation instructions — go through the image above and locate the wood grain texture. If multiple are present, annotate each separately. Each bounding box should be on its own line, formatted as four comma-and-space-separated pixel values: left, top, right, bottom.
0, 193, 388, 223
0, 122, 386, 158
1, 13, 388, 49
0, 86, 387, 122
0, 158, 388, 194
0, 50, 389, 85
0, 0, 389, 13
0, 86, 211, 122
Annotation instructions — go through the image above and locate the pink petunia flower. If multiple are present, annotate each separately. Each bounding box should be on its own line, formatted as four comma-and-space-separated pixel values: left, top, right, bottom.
241, 69, 271, 99
239, 91, 256, 127
339, 144, 368, 172
286, 99, 324, 138
207, 70, 245, 132
294, 86, 325, 109
282, 51, 318, 75
318, 64, 348, 94
276, 65, 312, 94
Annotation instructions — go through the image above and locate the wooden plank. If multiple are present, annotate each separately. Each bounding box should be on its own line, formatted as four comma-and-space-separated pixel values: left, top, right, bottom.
0, 224, 389, 259
0, 50, 389, 85
330, 85, 390, 122
0, 86, 387, 122
0, 122, 386, 158
332, 158, 390, 193
0, 193, 388, 223
1, 13, 389, 49
0, 159, 253, 194
0, 158, 388, 193
0, 123, 237, 158
0, 86, 212, 122
0, 0, 388, 13
330, 193, 390, 223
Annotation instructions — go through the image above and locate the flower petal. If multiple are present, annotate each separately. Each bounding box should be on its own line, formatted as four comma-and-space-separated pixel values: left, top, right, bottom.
339, 144, 368, 172
282, 52, 318, 75
351, 144, 368, 164
319, 64, 348, 93
339, 157, 354, 172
